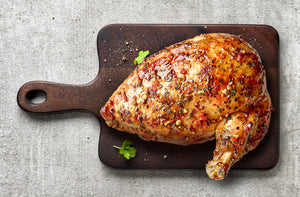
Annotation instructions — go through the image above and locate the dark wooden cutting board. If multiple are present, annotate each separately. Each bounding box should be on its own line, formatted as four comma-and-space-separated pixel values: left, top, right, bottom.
17, 24, 279, 169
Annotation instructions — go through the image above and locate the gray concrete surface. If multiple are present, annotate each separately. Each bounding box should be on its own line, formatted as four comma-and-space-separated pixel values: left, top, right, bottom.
1, 0, 299, 196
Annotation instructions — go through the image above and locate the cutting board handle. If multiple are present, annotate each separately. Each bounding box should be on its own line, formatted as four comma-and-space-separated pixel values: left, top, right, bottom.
17, 80, 101, 115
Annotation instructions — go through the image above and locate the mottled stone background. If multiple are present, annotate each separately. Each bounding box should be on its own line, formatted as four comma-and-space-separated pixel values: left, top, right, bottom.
0, 0, 299, 196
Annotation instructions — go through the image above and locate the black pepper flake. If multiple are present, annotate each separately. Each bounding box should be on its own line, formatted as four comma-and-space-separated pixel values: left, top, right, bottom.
263, 125, 267, 131
218, 108, 225, 113
164, 91, 170, 98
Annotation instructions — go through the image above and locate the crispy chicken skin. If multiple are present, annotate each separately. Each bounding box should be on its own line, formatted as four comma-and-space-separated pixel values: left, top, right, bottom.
100, 33, 272, 180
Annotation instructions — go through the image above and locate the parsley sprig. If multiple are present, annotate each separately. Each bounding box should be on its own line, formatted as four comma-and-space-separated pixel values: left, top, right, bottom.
113, 140, 137, 160
134, 50, 150, 65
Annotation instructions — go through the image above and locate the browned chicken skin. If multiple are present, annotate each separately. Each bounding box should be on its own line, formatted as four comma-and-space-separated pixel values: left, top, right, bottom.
100, 33, 272, 180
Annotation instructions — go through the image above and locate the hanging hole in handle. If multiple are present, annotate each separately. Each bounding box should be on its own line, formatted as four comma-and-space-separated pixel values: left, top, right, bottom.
25, 90, 47, 105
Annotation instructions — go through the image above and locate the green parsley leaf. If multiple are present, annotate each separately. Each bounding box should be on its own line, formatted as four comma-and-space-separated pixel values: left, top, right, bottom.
122, 139, 132, 148
127, 147, 136, 158
231, 89, 236, 96
113, 140, 137, 160
134, 50, 150, 65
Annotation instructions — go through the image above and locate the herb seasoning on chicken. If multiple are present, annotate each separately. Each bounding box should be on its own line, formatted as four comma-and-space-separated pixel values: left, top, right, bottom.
100, 33, 272, 180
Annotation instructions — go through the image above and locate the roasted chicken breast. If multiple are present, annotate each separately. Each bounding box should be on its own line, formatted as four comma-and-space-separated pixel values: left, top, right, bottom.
100, 33, 272, 180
